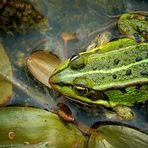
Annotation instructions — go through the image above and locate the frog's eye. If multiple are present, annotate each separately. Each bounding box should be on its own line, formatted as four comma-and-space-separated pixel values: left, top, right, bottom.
73, 85, 89, 95
73, 77, 92, 95
69, 55, 87, 69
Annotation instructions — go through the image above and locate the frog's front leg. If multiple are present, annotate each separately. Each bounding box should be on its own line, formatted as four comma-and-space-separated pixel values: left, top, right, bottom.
118, 13, 148, 42
113, 105, 135, 120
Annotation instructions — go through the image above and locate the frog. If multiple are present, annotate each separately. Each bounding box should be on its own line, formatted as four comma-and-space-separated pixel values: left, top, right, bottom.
49, 12, 148, 120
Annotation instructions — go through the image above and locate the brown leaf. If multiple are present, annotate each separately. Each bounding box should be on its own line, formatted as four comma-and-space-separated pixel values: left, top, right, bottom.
27, 51, 62, 88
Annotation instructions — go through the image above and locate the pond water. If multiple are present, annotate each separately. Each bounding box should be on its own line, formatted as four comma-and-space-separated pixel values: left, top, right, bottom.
0, 0, 148, 136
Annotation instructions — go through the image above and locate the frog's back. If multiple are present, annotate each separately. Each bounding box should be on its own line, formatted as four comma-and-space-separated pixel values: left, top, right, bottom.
83, 41, 148, 89
80, 39, 148, 106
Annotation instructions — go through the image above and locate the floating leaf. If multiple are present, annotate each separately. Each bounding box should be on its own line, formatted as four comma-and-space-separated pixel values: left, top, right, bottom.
0, 107, 85, 147
0, 43, 12, 105
27, 51, 62, 88
88, 125, 148, 148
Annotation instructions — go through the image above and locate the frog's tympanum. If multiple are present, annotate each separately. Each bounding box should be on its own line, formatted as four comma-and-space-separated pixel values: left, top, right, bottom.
49, 13, 148, 119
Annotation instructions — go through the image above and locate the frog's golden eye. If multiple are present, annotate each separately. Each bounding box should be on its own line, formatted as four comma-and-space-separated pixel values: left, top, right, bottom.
73, 85, 89, 95
73, 77, 92, 95
69, 55, 87, 69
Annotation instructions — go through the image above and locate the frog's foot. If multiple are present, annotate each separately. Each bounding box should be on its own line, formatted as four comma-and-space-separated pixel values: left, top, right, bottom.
113, 105, 135, 120
118, 13, 148, 43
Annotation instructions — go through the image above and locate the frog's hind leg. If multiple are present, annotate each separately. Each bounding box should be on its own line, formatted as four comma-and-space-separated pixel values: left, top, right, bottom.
118, 13, 148, 43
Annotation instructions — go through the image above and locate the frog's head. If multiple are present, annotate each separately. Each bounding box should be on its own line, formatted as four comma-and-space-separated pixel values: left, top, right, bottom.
49, 54, 112, 107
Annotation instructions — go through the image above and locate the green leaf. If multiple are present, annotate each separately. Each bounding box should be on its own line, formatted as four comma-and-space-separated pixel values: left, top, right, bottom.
0, 107, 85, 147
88, 125, 148, 148
0, 43, 12, 105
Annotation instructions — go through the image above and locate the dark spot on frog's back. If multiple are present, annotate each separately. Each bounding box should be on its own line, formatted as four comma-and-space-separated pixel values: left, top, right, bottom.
124, 51, 128, 55
114, 59, 120, 65
125, 69, 132, 76
112, 74, 117, 79
140, 71, 148, 76
135, 56, 142, 62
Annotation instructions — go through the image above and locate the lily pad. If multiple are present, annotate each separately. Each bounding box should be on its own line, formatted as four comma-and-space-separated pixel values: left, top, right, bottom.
0, 107, 85, 147
88, 125, 148, 148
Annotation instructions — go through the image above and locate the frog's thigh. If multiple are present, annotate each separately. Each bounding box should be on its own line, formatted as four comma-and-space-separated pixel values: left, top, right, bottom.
118, 19, 144, 43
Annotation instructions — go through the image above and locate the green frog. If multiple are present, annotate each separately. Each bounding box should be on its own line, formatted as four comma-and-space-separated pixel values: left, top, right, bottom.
49, 12, 148, 120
